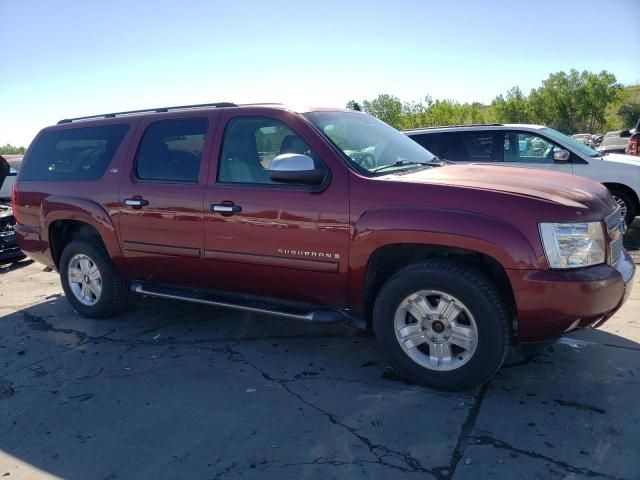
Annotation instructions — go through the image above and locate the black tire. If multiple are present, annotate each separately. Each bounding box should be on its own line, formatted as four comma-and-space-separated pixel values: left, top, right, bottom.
608, 187, 637, 227
59, 239, 129, 318
373, 260, 511, 391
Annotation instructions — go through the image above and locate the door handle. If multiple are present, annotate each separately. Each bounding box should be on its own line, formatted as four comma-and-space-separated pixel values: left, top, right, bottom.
211, 203, 242, 214
124, 197, 149, 209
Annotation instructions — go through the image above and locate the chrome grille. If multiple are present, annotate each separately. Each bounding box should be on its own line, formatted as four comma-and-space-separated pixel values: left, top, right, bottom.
610, 235, 623, 265
605, 206, 621, 233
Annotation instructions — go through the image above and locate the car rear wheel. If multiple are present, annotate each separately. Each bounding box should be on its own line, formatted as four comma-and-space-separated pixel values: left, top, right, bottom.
60, 240, 129, 318
608, 188, 636, 226
373, 260, 510, 391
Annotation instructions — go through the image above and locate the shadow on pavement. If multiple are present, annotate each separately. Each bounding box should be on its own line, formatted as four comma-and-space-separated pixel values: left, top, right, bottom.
0, 293, 638, 480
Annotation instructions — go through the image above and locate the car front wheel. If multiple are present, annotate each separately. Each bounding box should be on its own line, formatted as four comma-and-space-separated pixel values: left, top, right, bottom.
608, 188, 637, 226
373, 261, 511, 391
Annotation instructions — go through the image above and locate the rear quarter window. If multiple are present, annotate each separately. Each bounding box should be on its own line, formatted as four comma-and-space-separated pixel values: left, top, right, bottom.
19, 124, 130, 181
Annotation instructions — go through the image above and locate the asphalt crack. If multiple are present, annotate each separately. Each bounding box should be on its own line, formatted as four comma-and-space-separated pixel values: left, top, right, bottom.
220, 344, 443, 478
471, 435, 630, 480
435, 381, 490, 479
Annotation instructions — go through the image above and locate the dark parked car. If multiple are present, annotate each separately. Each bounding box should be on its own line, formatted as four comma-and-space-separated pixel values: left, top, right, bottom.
13, 103, 635, 390
0, 155, 25, 264
625, 119, 640, 156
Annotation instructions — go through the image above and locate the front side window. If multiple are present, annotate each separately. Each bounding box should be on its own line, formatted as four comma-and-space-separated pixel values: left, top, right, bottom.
304, 111, 436, 174
218, 117, 318, 184
504, 132, 559, 164
19, 124, 130, 181
541, 127, 600, 157
135, 118, 207, 183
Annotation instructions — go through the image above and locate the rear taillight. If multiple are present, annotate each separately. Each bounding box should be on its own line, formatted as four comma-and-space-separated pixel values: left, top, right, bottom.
629, 136, 639, 156
11, 182, 20, 224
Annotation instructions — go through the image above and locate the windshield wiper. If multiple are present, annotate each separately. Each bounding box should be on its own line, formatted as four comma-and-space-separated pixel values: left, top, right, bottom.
430, 155, 454, 165
371, 160, 433, 173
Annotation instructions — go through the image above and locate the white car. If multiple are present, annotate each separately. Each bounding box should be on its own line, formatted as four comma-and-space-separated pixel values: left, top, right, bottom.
405, 124, 640, 225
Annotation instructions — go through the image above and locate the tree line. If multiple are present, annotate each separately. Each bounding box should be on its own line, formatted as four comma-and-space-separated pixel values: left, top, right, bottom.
0, 144, 26, 155
348, 69, 639, 134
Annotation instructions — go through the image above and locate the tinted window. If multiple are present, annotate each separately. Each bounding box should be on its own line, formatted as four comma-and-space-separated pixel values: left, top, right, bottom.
136, 118, 207, 183
438, 132, 498, 162
409, 133, 440, 152
218, 117, 318, 184
20, 124, 129, 181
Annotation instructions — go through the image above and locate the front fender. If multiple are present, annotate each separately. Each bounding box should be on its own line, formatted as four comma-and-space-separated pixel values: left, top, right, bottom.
41, 196, 122, 261
347, 206, 543, 310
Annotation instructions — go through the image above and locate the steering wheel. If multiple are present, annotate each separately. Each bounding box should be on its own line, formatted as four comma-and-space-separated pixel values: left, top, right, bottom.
351, 152, 376, 169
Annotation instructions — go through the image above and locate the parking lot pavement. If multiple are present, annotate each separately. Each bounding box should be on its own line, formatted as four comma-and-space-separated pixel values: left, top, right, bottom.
0, 228, 638, 480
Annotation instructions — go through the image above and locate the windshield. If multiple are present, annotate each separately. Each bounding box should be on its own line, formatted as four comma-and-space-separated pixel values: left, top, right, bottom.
304, 111, 436, 174
541, 127, 600, 157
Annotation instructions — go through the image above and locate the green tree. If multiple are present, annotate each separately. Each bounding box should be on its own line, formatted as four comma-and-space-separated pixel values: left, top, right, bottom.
345, 100, 361, 111
491, 87, 531, 123
528, 69, 622, 133
618, 102, 640, 129
0, 144, 26, 155
577, 71, 623, 132
362, 94, 403, 128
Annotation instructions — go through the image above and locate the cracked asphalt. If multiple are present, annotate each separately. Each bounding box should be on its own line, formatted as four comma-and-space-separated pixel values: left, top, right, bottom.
1, 224, 639, 480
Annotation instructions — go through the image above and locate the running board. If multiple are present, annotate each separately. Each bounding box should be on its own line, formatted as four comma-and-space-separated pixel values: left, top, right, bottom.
130, 282, 346, 323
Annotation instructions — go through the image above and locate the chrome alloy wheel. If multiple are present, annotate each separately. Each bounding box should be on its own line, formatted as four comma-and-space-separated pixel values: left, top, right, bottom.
612, 195, 628, 221
394, 290, 478, 371
67, 253, 103, 306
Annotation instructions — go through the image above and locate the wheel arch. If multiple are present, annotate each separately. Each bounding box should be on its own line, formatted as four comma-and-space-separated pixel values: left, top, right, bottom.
42, 196, 122, 270
362, 243, 517, 336
602, 182, 639, 212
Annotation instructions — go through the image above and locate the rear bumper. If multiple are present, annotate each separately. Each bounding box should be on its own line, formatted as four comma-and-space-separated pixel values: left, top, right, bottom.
14, 223, 55, 268
508, 250, 635, 342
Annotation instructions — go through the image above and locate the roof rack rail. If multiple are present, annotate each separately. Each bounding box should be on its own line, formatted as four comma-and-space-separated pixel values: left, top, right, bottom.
57, 102, 237, 124
403, 123, 503, 132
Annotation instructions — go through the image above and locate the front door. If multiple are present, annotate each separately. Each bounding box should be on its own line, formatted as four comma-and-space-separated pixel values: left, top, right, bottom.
118, 115, 217, 284
501, 131, 573, 174
203, 109, 350, 306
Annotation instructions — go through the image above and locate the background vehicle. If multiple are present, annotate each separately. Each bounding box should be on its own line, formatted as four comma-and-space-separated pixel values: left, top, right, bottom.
13, 104, 634, 390
0, 155, 25, 264
625, 119, 639, 156
571, 133, 591, 145
406, 124, 640, 225
597, 131, 630, 154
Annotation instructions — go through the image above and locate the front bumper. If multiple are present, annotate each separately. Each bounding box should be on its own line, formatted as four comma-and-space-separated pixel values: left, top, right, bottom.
507, 249, 635, 342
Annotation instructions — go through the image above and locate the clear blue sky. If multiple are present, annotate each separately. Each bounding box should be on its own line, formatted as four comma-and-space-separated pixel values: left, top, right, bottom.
1, 0, 639, 146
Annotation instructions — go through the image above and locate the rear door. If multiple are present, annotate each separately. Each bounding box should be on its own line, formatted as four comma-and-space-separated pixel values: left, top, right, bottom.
117, 113, 219, 284
202, 109, 350, 306
501, 130, 573, 173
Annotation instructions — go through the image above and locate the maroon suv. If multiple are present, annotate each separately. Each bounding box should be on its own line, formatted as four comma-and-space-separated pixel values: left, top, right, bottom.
13, 103, 635, 390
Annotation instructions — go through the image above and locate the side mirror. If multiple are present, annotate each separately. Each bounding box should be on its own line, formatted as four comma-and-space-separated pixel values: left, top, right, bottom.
269, 154, 326, 185
553, 149, 570, 163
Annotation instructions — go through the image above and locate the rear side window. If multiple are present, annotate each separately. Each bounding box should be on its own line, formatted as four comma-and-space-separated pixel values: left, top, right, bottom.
437, 132, 499, 162
409, 133, 440, 153
20, 124, 129, 181
135, 118, 208, 183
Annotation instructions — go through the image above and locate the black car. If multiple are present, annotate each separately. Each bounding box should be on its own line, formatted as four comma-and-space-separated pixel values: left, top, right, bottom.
0, 154, 25, 265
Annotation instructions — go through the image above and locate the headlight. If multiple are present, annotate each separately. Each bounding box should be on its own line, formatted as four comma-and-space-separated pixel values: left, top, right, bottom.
539, 222, 605, 269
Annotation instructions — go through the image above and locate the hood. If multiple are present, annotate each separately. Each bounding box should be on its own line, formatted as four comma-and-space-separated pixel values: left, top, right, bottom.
598, 152, 640, 167
381, 163, 615, 211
